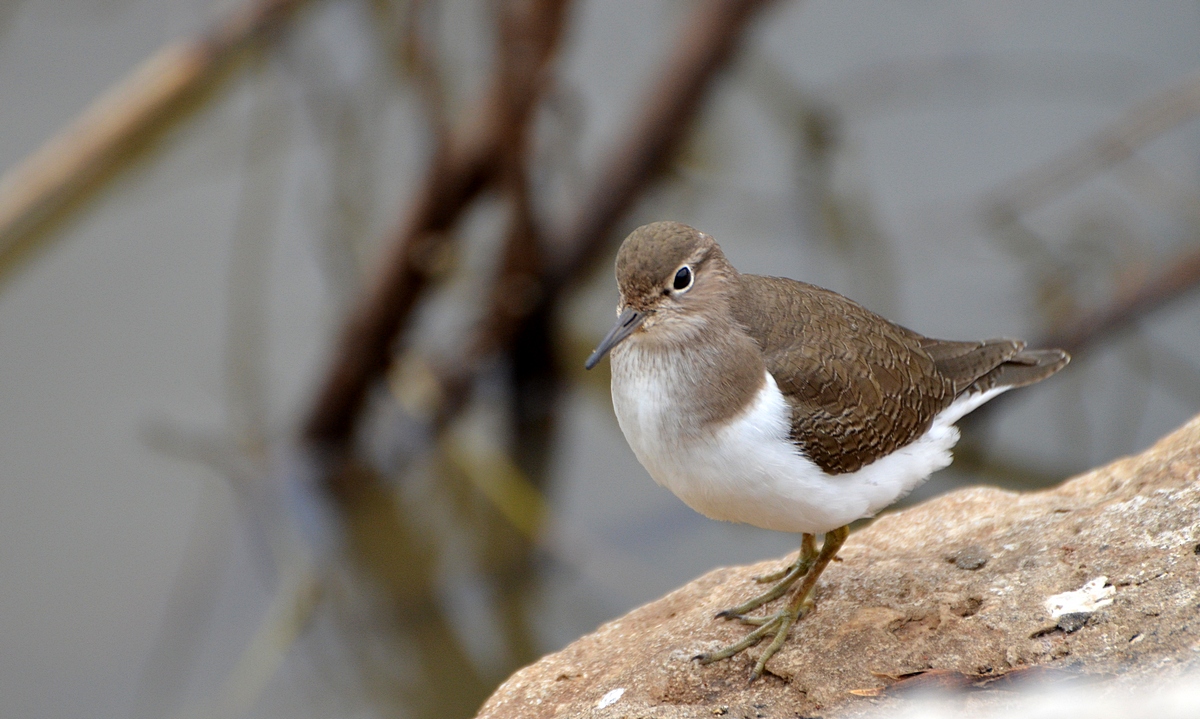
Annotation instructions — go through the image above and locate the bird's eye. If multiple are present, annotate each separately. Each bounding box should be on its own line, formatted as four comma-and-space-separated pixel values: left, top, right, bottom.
673, 266, 693, 291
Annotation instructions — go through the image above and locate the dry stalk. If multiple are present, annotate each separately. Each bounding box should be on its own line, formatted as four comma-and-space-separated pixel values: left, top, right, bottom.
0, 0, 309, 281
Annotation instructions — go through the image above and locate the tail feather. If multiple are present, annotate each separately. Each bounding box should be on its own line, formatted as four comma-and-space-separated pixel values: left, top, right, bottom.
967, 348, 1070, 394
922, 338, 1023, 390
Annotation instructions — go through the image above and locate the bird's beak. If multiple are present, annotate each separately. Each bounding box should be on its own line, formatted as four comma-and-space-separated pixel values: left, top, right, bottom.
584, 307, 645, 369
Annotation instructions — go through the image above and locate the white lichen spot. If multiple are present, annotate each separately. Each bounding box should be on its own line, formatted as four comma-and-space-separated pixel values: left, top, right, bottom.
1150, 526, 1196, 551
1045, 576, 1114, 618
596, 688, 625, 709
1107, 495, 1149, 515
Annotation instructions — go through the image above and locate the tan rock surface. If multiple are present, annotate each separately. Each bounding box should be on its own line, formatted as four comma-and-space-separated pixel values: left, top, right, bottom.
477, 416, 1200, 718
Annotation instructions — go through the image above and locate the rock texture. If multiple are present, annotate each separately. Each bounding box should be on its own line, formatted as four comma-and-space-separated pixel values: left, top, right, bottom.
476, 416, 1200, 718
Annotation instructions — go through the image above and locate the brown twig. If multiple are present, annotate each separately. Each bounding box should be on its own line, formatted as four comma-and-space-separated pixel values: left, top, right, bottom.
432, 0, 778, 425
550, 0, 777, 287
0, 0, 309, 282
302, 0, 570, 450
963, 67, 1200, 429
1039, 242, 1200, 357
307, 0, 775, 470
401, 0, 450, 136
975, 62, 1200, 356
984, 69, 1200, 224
464, 7, 562, 666
963, 237, 1200, 431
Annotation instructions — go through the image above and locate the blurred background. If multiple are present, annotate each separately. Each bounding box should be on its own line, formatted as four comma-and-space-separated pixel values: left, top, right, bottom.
3, 1, 1200, 717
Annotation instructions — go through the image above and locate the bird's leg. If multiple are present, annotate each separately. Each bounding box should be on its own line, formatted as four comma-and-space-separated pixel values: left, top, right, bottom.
752, 533, 817, 583
716, 533, 817, 620
697, 525, 849, 682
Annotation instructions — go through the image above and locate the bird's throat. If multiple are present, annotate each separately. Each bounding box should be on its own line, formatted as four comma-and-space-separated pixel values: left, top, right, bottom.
610, 318, 766, 433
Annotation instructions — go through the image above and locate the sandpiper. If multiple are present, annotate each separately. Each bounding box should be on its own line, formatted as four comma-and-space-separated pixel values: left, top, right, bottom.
585, 221, 1068, 680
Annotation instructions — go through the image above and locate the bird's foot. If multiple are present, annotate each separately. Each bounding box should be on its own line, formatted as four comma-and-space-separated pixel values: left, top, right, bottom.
696, 598, 815, 681
716, 533, 818, 619
752, 532, 818, 583
750, 564, 793, 584
715, 562, 804, 620
696, 527, 848, 682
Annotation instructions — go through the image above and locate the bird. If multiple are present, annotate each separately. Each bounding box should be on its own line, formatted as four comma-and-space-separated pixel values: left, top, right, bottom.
584, 221, 1069, 681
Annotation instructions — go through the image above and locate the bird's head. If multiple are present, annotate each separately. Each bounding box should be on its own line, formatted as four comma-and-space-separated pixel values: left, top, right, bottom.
585, 221, 734, 369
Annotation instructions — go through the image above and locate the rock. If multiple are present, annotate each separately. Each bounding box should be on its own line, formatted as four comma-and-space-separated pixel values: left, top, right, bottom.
1054, 612, 1091, 634
949, 544, 989, 571
476, 416, 1200, 718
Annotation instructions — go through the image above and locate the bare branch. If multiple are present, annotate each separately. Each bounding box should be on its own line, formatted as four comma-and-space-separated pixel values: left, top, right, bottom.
304, 0, 777, 521
985, 69, 1200, 223
302, 0, 571, 450
965, 67, 1200, 425
402, 0, 451, 136
428, 0, 778, 428
963, 241, 1200, 429
208, 568, 323, 719
550, 0, 777, 286
0, 0, 310, 283
1040, 241, 1200, 357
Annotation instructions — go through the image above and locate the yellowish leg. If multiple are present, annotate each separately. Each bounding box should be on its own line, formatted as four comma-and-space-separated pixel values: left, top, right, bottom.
750, 533, 818, 583
716, 533, 817, 620
696, 525, 849, 682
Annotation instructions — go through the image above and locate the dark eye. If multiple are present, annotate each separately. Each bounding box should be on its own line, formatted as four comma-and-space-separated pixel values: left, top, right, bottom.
673, 266, 693, 291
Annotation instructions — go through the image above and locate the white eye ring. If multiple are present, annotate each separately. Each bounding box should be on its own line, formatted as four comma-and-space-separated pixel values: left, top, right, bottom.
672, 265, 693, 292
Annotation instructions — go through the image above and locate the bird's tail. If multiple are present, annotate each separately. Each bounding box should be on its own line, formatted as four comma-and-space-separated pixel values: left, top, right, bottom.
967, 347, 1070, 394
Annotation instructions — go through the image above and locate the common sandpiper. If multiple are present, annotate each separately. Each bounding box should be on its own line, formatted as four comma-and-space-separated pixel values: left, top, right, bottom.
584, 221, 1069, 681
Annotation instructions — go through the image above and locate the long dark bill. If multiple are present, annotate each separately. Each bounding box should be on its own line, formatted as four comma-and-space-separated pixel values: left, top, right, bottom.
584, 308, 646, 369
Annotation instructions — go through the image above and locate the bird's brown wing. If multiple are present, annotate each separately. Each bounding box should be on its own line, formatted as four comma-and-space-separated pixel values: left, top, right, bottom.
731, 275, 1065, 474
730, 275, 955, 474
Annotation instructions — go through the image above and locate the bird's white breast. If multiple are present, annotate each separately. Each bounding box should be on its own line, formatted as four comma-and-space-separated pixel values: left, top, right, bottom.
611, 342, 1003, 534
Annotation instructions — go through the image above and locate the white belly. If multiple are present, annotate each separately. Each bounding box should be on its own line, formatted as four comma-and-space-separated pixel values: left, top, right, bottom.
611, 357, 1004, 534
